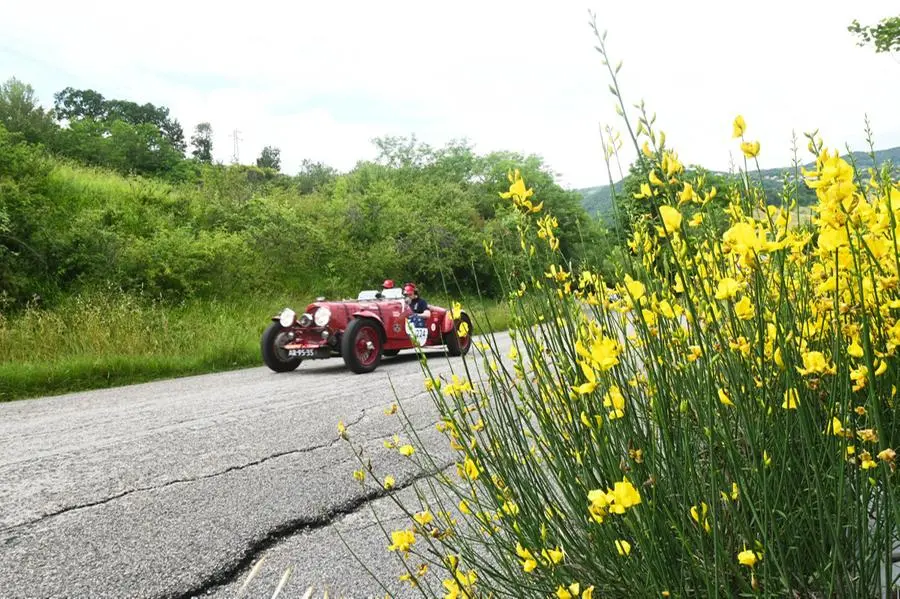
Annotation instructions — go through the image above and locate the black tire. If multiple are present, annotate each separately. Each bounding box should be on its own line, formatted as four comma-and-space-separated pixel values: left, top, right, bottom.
261, 321, 302, 372
444, 312, 473, 357
383, 349, 400, 357
341, 318, 384, 374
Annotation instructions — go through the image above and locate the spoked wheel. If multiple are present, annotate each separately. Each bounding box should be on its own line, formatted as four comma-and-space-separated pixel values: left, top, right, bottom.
341, 318, 383, 374
261, 322, 302, 372
444, 312, 473, 357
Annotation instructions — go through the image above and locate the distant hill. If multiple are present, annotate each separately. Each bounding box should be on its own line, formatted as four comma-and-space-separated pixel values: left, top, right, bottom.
576, 184, 615, 219
576, 146, 900, 218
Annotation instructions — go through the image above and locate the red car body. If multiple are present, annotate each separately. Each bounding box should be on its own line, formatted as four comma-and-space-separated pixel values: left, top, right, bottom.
260, 288, 472, 374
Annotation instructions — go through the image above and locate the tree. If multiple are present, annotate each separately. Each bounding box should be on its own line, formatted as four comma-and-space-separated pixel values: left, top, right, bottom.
372, 134, 434, 169
106, 99, 185, 152
256, 145, 281, 171
0, 77, 57, 145
190, 122, 213, 162
55, 117, 183, 177
52, 87, 105, 121
105, 120, 184, 175
296, 159, 337, 194
50, 86, 188, 176
53, 87, 186, 152
848, 15, 900, 53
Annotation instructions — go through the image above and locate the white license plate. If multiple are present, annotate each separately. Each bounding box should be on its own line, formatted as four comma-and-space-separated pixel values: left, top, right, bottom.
288, 348, 317, 358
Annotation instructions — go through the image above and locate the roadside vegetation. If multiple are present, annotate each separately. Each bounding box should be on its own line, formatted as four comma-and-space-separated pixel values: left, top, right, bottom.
0, 289, 510, 401
340, 18, 900, 599
3, 22, 895, 403
0, 80, 614, 400
3, 6, 899, 598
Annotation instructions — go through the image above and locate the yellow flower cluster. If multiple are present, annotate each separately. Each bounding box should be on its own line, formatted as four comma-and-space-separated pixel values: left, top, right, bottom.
441, 567, 477, 599
587, 478, 642, 524
556, 582, 595, 599
499, 168, 543, 213
515, 542, 565, 572
387, 528, 416, 554
610, 117, 899, 462
352, 90, 900, 596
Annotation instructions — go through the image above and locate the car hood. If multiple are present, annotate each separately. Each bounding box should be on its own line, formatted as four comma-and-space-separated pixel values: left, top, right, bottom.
305, 298, 405, 311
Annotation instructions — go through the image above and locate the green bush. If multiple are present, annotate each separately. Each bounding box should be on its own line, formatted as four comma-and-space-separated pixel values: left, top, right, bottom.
1, 128, 613, 313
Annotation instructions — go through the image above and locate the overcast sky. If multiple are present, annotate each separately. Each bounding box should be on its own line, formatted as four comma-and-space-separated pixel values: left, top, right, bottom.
2, 1, 898, 188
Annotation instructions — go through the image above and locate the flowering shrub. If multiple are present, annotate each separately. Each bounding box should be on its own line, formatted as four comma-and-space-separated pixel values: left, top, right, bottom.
343, 29, 900, 599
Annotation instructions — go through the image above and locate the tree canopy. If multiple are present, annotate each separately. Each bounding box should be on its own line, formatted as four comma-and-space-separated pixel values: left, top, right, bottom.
0, 78, 56, 145
256, 145, 281, 171
848, 15, 900, 53
190, 122, 213, 163
53, 87, 185, 151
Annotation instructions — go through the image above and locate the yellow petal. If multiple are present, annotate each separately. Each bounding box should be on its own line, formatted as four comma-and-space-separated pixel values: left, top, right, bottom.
659, 205, 682, 232
740, 140, 760, 158
732, 115, 746, 138
718, 388, 734, 407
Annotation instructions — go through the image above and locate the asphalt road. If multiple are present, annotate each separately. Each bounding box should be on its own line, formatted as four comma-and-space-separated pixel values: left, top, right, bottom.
0, 334, 511, 599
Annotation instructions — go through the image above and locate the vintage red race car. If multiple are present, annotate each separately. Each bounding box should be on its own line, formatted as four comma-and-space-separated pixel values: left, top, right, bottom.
260, 286, 473, 374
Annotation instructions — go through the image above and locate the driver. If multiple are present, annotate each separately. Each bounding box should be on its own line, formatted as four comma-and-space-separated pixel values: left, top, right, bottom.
403, 283, 430, 318
377, 279, 395, 299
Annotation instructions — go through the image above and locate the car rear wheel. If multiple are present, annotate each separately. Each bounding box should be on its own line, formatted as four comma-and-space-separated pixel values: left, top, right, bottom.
261, 322, 302, 372
341, 318, 383, 374
444, 313, 473, 357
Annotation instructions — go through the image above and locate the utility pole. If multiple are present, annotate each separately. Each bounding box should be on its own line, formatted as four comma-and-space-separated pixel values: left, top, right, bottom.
230, 129, 242, 164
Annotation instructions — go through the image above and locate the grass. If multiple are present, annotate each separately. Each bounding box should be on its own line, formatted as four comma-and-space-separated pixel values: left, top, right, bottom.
0, 289, 509, 402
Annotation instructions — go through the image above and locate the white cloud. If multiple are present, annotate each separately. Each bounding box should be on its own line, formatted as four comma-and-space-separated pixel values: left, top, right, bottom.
2, 0, 898, 187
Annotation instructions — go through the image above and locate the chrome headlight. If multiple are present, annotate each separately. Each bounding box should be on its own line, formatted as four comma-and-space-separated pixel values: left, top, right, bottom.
314, 307, 331, 327
299, 313, 313, 327
279, 308, 296, 327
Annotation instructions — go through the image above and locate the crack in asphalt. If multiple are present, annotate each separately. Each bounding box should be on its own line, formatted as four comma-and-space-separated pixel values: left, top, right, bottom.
0, 411, 370, 534
167, 460, 455, 599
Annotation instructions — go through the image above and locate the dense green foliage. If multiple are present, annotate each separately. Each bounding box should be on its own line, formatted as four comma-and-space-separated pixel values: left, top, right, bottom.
0, 78, 57, 145
53, 86, 185, 151
0, 122, 613, 313
0, 75, 618, 315
0, 79, 193, 180
1, 76, 588, 397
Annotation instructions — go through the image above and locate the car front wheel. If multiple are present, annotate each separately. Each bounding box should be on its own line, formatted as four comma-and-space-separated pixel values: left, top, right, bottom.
341, 318, 384, 374
261, 322, 302, 372
444, 313, 473, 357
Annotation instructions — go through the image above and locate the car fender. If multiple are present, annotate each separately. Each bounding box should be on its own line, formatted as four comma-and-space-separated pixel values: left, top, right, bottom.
441, 310, 460, 334
351, 310, 386, 340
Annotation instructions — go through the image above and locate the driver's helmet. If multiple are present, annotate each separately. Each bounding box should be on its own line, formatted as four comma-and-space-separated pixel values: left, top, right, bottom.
382, 279, 395, 289
403, 283, 417, 297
